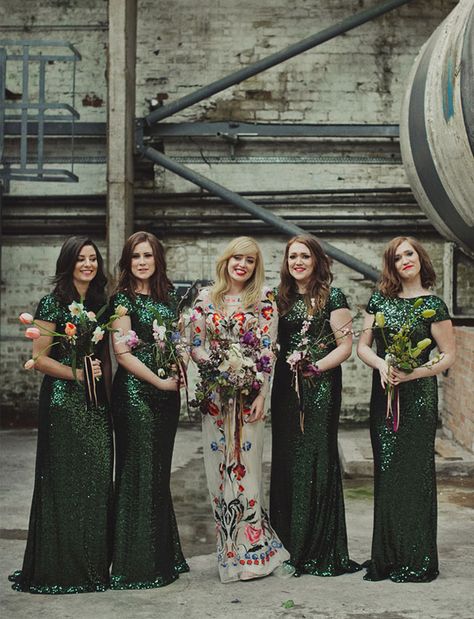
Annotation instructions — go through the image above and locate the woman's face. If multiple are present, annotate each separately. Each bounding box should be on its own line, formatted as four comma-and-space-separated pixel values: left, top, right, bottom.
131, 241, 156, 282
227, 251, 257, 286
394, 240, 421, 281
287, 241, 314, 286
72, 245, 98, 287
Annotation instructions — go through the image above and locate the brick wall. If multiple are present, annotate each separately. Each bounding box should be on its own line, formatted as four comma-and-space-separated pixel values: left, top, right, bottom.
441, 328, 474, 453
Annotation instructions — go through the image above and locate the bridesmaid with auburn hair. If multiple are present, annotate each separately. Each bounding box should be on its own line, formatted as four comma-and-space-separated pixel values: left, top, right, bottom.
110, 231, 188, 589
270, 234, 360, 577
357, 236, 455, 582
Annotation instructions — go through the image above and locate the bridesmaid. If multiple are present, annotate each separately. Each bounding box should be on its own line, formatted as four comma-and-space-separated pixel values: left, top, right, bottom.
10, 236, 113, 594
191, 236, 289, 582
270, 235, 360, 577
357, 236, 455, 582
110, 231, 189, 589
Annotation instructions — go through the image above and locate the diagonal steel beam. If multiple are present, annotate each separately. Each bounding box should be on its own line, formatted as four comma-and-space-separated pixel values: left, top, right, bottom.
138, 144, 380, 281
145, 0, 413, 125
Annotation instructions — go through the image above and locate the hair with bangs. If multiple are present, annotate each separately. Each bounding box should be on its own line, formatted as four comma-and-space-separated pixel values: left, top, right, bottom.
278, 235, 333, 315
52, 236, 107, 311
115, 231, 173, 302
211, 236, 265, 310
378, 236, 436, 297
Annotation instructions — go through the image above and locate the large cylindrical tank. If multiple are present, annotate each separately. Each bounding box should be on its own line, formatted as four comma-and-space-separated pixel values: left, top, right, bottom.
400, 0, 474, 258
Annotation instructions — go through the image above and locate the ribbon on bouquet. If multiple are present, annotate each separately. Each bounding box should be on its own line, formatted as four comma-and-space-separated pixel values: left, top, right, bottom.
83, 354, 99, 409
385, 385, 400, 432
292, 363, 305, 433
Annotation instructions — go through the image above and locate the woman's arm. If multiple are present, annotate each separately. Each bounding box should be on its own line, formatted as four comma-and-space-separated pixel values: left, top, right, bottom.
357, 311, 389, 388
390, 319, 456, 385
100, 336, 113, 402
248, 289, 278, 423
112, 315, 178, 391
312, 307, 353, 372
32, 320, 88, 381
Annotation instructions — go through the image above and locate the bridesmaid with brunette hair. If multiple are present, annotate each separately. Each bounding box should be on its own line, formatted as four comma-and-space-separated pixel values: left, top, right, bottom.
270, 235, 360, 577
110, 231, 189, 589
10, 236, 113, 594
358, 236, 455, 582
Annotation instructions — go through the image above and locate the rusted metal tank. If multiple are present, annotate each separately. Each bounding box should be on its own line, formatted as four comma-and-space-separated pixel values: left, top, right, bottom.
400, 0, 474, 258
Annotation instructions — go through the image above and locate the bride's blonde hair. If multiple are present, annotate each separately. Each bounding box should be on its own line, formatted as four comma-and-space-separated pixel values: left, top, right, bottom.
211, 236, 265, 310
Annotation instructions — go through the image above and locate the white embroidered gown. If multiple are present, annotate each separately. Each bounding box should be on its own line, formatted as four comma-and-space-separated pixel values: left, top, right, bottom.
191, 287, 289, 583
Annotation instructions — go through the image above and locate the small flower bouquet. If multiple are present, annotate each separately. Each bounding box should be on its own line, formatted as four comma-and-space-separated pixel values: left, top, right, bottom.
286, 299, 352, 432
115, 309, 191, 384
20, 301, 125, 407
190, 311, 272, 414
374, 297, 441, 431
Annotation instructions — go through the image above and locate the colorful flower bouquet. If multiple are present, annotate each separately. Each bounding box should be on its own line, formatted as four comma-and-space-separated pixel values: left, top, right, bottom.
189, 310, 273, 416
375, 297, 441, 431
20, 301, 126, 407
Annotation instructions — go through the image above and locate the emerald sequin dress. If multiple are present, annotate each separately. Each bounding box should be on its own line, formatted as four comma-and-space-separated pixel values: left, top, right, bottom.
110, 291, 188, 589
9, 294, 113, 594
364, 291, 450, 583
270, 287, 360, 577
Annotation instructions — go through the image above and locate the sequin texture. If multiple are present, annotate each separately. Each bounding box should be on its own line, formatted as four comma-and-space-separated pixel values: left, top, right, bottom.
270, 288, 360, 576
110, 291, 189, 589
364, 291, 450, 583
9, 294, 113, 594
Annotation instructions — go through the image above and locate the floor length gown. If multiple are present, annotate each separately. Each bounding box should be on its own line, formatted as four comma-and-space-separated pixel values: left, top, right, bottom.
192, 288, 289, 583
9, 293, 113, 594
364, 291, 450, 582
110, 291, 188, 589
270, 288, 360, 577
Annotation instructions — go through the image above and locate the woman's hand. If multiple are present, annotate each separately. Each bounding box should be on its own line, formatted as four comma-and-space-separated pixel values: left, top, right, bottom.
246, 393, 265, 423
377, 358, 390, 389
89, 358, 102, 380
389, 366, 418, 385
157, 375, 179, 391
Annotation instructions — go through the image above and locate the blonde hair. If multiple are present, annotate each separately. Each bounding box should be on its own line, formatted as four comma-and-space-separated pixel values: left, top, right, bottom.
211, 236, 265, 310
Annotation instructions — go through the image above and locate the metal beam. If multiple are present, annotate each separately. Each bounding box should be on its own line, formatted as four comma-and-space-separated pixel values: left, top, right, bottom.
138, 145, 380, 281
147, 122, 400, 139
145, 0, 413, 125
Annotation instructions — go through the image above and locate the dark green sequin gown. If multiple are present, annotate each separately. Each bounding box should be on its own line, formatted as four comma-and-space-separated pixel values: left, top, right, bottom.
9, 294, 113, 594
364, 291, 450, 583
270, 288, 360, 577
110, 291, 188, 589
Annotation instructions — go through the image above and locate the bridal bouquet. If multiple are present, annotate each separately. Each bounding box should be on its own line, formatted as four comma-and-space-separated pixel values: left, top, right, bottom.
20, 300, 126, 406
374, 297, 441, 431
190, 311, 272, 416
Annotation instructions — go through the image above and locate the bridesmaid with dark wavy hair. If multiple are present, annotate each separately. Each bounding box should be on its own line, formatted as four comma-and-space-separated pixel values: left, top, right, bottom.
9, 236, 113, 594
270, 235, 360, 578
358, 236, 455, 582
110, 231, 189, 589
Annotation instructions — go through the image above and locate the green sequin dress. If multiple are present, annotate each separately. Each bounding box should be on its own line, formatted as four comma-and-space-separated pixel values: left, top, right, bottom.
9, 294, 113, 594
364, 291, 450, 583
270, 287, 360, 577
110, 291, 189, 589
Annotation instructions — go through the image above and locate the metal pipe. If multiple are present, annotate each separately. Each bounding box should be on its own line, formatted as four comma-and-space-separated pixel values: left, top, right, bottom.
145, 0, 413, 125
139, 145, 380, 281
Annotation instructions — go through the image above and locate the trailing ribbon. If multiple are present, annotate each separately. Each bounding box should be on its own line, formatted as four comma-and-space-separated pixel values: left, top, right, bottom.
292, 362, 305, 433
385, 385, 400, 432
83, 354, 98, 409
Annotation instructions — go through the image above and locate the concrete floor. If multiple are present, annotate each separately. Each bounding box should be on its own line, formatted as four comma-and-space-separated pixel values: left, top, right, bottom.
1, 426, 473, 619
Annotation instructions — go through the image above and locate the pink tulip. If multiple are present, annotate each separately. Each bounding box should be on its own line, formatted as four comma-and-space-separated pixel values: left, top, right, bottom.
19, 312, 34, 324
64, 322, 77, 337
25, 327, 41, 340
24, 359, 35, 370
